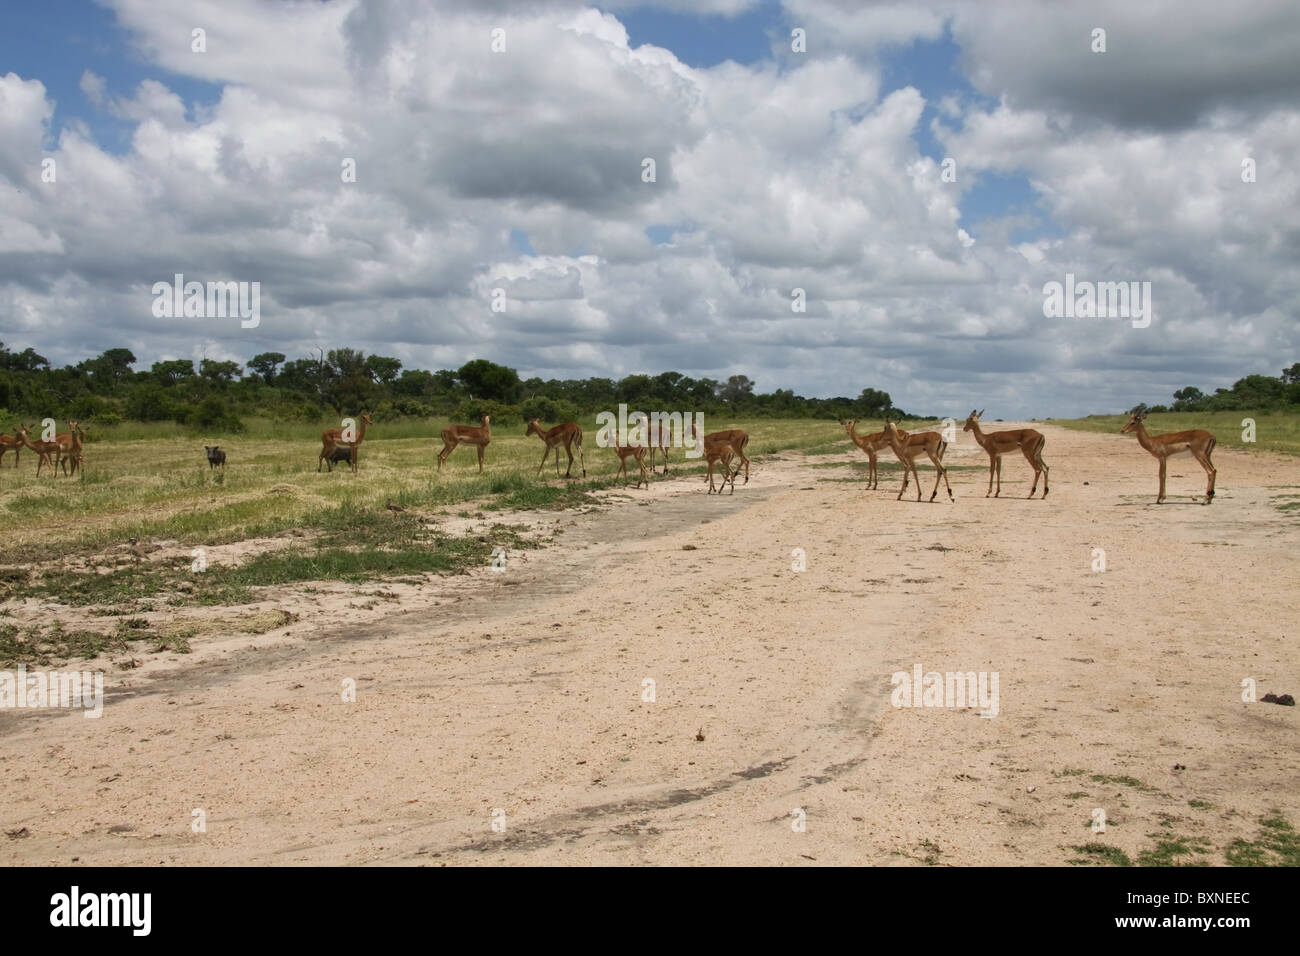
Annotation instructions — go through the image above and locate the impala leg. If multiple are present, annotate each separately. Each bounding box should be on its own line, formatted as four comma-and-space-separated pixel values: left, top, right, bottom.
477, 444, 484, 473
1194, 449, 1216, 503
537, 445, 550, 476
926, 454, 945, 502
867, 451, 876, 490
987, 455, 995, 496
1157, 458, 1166, 503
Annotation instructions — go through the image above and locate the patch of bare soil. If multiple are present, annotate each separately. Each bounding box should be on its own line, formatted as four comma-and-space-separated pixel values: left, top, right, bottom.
1, 424, 1295, 866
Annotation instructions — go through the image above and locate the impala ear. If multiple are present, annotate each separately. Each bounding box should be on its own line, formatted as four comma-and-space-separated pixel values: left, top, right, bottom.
977, 409, 984, 417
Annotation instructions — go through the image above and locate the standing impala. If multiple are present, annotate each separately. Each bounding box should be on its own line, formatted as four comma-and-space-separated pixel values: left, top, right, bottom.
0, 428, 21, 468
690, 421, 751, 484
525, 419, 585, 478
703, 435, 742, 495
962, 410, 1049, 498
1121, 410, 1216, 504
17, 425, 59, 476
438, 414, 491, 472
318, 412, 373, 473
52, 420, 83, 477
839, 419, 890, 490
610, 439, 649, 488
882, 420, 953, 502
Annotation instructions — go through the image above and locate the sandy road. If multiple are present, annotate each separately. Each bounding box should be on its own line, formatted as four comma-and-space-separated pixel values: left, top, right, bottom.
2, 422, 1297, 866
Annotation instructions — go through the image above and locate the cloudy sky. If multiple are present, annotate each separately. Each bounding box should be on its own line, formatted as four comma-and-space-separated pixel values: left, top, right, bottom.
1, 0, 1297, 417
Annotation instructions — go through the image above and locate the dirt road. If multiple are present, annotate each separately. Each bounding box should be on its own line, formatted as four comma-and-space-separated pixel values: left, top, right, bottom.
2, 423, 1296, 865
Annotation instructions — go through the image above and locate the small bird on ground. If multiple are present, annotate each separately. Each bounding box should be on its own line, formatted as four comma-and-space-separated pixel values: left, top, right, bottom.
386, 498, 406, 513
128, 537, 146, 563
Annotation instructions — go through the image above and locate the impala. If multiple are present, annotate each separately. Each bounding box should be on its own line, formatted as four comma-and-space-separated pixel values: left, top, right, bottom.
52, 421, 83, 477
438, 414, 491, 472
839, 419, 890, 490
318, 413, 373, 473
17, 426, 59, 476
0, 429, 22, 468
611, 440, 650, 488
1121, 410, 1216, 504
882, 420, 953, 502
962, 410, 1049, 498
525, 420, 585, 478
690, 421, 751, 484
703, 436, 741, 495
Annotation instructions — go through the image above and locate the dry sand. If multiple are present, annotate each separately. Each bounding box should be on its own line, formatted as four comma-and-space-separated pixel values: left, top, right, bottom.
1, 422, 1296, 866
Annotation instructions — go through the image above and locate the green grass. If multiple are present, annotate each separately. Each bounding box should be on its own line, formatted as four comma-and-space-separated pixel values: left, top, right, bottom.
1225, 812, 1300, 866
0, 418, 842, 565
1136, 835, 1212, 866
1057, 409, 1300, 457
1069, 843, 1133, 866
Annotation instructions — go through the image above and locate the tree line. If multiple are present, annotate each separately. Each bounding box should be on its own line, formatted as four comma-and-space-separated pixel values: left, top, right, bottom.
1135, 364, 1300, 414
0, 344, 907, 432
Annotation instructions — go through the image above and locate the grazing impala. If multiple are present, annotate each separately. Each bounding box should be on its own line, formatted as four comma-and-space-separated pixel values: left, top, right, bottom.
318, 412, 372, 473
525, 420, 585, 478
839, 419, 890, 490
882, 420, 953, 502
962, 410, 1049, 498
438, 414, 491, 472
1121, 410, 1216, 504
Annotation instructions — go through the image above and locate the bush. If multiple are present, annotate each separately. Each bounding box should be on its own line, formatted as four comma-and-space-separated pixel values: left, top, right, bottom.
451, 399, 520, 425
125, 385, 179, 422
520, 396, 582, 425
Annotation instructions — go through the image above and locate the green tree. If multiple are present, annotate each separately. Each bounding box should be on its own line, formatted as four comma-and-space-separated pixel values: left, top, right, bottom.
856, 387, 891, 417
247, 351, 286, 384
151, 359, 195, 386
200, 359, 241, 384
457, 359, 521, 404
364, 354, 403, 385
1172, 386, 1205, 410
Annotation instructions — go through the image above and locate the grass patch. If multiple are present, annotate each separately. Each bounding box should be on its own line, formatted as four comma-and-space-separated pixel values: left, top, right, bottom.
1068, 843, 1133, 866
1136, 835, 1212, 866
1225, 811, 1300, 866
0, 418, 835, 567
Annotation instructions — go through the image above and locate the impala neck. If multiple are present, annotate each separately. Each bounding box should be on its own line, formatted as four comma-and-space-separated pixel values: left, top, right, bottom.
968, 419, 991, 449
1131, 420, 1157, 453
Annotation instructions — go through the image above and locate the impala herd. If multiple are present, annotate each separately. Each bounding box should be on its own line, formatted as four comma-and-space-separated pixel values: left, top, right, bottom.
0, 410, 1219, 504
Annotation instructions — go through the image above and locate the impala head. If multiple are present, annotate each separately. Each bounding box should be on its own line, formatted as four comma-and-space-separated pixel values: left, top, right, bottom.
360, 413, 374, 425
962, 409, 984, 432
525, 419, 543, 438
1121, 410, 1148, 434
481, 414, 491, 427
